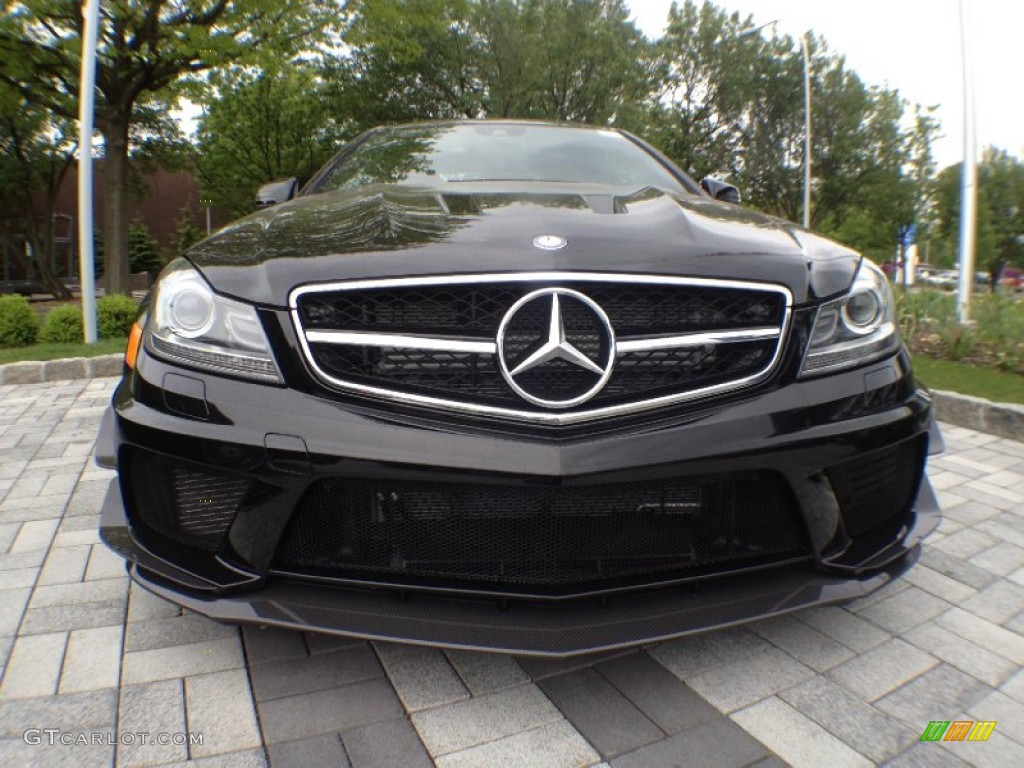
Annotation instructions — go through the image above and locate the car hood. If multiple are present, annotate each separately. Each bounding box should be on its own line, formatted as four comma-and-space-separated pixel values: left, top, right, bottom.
186, 184, 861, 307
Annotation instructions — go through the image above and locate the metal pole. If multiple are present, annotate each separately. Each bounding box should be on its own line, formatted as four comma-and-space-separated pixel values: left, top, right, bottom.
956, 0, 977, 324
77, 0, 100, 343
802, 33, 812, 229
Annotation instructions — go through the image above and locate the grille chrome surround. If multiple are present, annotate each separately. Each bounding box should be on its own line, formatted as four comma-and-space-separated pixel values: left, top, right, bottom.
290, 273, 793, 424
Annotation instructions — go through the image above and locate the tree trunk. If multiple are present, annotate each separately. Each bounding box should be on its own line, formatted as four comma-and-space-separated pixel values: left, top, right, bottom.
101, 120, 132, 295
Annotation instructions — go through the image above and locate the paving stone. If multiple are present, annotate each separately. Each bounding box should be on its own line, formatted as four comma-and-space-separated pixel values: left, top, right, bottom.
9, 518, 59, 553
538, 667, 663, 758
437, 720, 600, 768
59, 624, 123, 693
971, 542, 1024, 578
611, 716, 767, 768
153, 747, 269, 768
827, 638, 939, 702
1002, 669, 1024, 704
919, 549, 1001, 590
1, 631, 67, 699
374, 642, 469, 712
884, 742, 974, 767
750, 615, 856, 672
444, 650, 529, 695
122, 636, 244, 684
960, 581, 1024, 625
943, 499, 1001, 526
51, 527, 101, 548
0, 688, 117, 738
685, 646, 816, 713
0, 522, 19, 552
20, 598, 126, 635
732, 696, 872, 768
951, 733, 1024, 768
29, 577, 126, 609
902, 564, 977, 604
967, 690, 1024, 739
0, 586, 30, 636
267, 734, 350, 768
242, 626, 309, 665
342, 717, 433, 768
37, 544, 91, 585
117, 679, 188, 767
515, 648, 636, 681
187, 668, 263, 758
795, 606, 891, 653
0, 734, 114, 767
83, 544, 126, 581
648, 626, 772, 680
779, 675, 915, 763
856, 586, 951, 635
411, 683, 562, 757
903, 622, 1018, 688
0, 567, 37, 589
258, 678, 404, 743
936, 607, 1024, 664
875, 664, 992, 736
303, 632, 366, 655
124, 612, 236, 653
596, 652, 720, 734
126, 581, 181, 623
251, 643, 382, 702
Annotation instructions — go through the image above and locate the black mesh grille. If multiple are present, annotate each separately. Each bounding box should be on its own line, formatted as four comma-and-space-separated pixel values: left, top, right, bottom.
271, 472, 808, 594
122, 449, 251, 552
298, 280, 785, 411
830, 438, 925, 537
298, 282, 784, 336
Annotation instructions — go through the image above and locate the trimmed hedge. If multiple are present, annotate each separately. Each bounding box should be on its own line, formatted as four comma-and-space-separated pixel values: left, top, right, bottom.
0, 295, 40, 348
97, 294, 138, 339
39, 304, 84, 344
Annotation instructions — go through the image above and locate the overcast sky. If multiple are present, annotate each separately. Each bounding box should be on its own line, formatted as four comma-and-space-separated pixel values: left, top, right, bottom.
625, 0, 1022, 170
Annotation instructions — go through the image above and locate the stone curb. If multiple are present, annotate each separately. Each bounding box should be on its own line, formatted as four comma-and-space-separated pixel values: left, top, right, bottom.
0, 353, 124, 385
931, 389, 1024, 442
0, 354, 1020, 440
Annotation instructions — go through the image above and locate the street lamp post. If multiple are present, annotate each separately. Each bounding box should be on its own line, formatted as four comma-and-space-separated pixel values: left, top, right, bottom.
77, 0, 100, 343
956, 0, 977, 324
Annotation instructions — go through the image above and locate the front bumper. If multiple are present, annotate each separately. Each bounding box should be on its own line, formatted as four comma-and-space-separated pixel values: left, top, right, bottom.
97, 347, 941, 656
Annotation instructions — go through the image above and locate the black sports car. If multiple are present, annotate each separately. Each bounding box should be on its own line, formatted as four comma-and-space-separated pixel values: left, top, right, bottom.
97, 121, 942, 656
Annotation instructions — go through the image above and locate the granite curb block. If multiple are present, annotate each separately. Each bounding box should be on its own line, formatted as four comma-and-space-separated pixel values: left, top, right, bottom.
932, 389, 1024, 442
0, 354, 1020, 441
0, 354, 123, 385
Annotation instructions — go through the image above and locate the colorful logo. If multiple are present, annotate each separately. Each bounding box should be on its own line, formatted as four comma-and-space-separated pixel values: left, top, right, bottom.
921, 721, 997, 742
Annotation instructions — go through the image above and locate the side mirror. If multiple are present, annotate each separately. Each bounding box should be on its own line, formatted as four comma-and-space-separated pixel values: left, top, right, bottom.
700, 176, 742, 205
255, 178, 298, 209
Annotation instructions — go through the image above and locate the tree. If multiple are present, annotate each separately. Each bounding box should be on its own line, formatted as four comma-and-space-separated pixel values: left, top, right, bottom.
196, 64, 348, 216
0, 1, 335, 294
0, 88, 77, 299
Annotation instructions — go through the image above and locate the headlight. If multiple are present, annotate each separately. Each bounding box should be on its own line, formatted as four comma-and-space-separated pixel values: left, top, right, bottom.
145, 260, 282, 383
800, 259, 900, 377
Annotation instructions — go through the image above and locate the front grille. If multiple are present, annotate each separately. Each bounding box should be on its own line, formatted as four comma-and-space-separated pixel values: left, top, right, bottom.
122, 449, 252, 552
271, 472, 809, 594
830, 438, 925, 537
291, 274, 790, 422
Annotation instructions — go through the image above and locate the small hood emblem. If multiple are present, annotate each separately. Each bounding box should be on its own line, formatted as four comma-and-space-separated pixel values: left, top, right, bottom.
533, 234, 567, 251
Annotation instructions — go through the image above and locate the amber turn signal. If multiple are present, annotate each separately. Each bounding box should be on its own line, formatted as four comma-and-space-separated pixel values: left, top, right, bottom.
125, 321, 143, 369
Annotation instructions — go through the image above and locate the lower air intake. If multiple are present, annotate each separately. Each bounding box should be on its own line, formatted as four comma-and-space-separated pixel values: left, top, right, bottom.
272, 472, 808, 595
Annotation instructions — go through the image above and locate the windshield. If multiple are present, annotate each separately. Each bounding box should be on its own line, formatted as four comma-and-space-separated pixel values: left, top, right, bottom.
314, 123, 690, 194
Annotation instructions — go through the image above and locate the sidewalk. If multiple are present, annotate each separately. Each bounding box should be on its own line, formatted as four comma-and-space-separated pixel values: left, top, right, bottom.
1, 377, 1022, 767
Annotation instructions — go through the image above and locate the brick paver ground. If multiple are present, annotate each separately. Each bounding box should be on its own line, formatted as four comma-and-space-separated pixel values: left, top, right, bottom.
0, 377, 1022, 767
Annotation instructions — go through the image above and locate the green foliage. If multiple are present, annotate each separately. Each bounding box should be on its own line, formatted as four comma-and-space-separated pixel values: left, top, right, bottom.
175, 211, 206, 254
196, 64, 347, 215
128, 220, 164, 274
39, 304, 83, 344
0, 295, 40, 348
97, 295, 139, 340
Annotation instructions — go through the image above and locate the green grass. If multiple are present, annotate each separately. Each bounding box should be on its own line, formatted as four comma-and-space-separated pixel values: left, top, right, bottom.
913, 355, 1024, 405
0, 337, 127, 365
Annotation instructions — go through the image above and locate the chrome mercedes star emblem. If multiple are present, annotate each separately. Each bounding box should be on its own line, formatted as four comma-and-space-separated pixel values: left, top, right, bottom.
532, 234, 567, 251
496, 288, 615, 408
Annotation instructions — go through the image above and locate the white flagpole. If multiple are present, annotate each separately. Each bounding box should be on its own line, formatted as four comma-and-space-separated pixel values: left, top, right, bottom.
77, 0, 100, 342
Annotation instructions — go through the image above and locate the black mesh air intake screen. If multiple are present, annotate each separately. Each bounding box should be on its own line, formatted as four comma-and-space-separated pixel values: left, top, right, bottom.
829, 437, 925, 537
121, 448, 252, 552
272, 472, 808, 594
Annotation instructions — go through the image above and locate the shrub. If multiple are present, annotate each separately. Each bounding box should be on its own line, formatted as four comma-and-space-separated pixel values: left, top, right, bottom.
39, 304, 84, 344
129, 220, 164, 273
0, 295, 39, 348
97, 294, 138, 339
